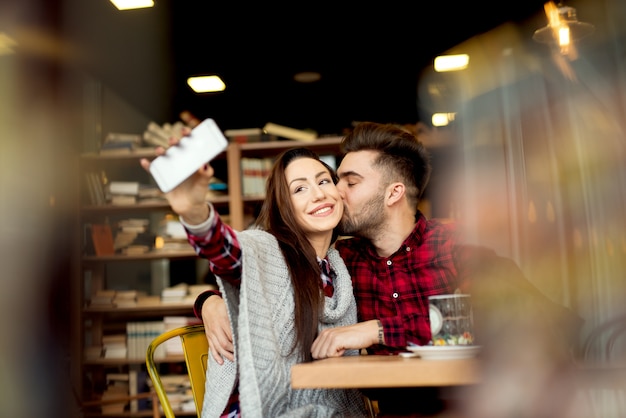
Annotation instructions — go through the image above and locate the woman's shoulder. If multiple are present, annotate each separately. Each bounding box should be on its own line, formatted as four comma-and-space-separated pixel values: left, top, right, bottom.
239, 228, 275, 240
237, 228, 279, 250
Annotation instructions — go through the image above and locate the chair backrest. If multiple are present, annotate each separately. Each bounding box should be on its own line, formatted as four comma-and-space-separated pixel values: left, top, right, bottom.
146, 324, 208, 418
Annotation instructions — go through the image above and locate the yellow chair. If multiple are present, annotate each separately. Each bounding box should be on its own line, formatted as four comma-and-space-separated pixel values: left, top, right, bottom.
147, 324, 377, 418
146, 324, 208, 418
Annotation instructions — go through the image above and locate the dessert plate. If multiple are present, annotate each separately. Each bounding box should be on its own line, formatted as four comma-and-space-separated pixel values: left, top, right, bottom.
405, 345, 481, 360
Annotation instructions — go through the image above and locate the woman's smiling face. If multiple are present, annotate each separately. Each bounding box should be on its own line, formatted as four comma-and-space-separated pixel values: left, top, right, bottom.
285, 157, 343, 237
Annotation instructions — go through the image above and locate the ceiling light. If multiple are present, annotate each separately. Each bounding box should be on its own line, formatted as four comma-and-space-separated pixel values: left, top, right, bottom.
109, 0, 154, 10
432, 113, 456, 127
294, 71, 321, 83
187, 75, 226, 93
533, 1, 594, 46
434, 55, 469, 72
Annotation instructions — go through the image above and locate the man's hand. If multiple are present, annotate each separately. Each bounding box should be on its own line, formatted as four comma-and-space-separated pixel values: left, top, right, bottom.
202, 295, 234, 364
311, 319, 380, 359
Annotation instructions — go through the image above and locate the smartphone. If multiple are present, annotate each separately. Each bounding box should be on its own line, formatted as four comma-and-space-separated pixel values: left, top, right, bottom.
149, 118, 228, 193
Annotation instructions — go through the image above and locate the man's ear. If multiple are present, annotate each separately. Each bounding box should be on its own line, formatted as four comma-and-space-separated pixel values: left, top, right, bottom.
386, 182, 405, 206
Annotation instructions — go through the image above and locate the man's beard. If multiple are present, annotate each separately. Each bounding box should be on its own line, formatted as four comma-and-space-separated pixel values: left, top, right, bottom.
339, 193, 385, 239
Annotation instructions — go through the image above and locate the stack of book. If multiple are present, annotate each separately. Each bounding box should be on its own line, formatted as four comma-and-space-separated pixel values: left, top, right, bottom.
185, 283, 218, 305
136, 294, 162, 307
148, 374, 194, 414
100, 372, 131, 414
162, 316, 203, 356
113, 289, 146, 308
137, 184, 165, 203
114, 218, 153, 255
107, 181, 165, 206
99, 132, 149, 155
107, 181, 140, 205
161, 283, 189, 304
143, 121, 186, 148
89, 289, 116, 307
155, 216, 190, 252
102, 334, 127, 359
84, 345, 103, 360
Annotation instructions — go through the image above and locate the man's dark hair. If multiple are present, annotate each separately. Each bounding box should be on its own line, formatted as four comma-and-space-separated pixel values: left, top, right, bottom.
341, 122, 432, 208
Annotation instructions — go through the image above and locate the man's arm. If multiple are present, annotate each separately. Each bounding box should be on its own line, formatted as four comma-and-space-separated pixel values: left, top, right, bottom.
310, 319, 381, 359
196, 293, 234, 364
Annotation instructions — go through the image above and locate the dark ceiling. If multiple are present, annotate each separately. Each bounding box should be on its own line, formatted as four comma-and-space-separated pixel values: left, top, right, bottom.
66, 1, 552, 137
164, 2, 551, 135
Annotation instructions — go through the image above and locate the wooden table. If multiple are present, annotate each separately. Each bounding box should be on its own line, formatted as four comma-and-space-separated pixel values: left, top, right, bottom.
291, 355, 482, 389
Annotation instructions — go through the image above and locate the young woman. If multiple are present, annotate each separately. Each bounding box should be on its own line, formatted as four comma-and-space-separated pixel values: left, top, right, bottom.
141, 146, 367, 418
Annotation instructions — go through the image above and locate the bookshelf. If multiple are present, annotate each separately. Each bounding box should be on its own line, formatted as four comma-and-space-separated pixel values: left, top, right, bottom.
74, 150, 225, 418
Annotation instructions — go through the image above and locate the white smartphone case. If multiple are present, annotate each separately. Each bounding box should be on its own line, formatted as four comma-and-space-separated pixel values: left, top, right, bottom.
149, 118, 228, 193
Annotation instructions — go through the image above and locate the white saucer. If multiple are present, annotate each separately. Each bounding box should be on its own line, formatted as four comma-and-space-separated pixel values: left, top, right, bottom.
406, 345, 481, 360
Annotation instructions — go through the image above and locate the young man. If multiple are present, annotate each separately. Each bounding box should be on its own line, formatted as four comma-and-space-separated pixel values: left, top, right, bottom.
311, 121, 462, 358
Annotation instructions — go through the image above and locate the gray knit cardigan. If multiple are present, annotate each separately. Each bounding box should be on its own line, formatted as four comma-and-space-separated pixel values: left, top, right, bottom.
201, 229, 368, 418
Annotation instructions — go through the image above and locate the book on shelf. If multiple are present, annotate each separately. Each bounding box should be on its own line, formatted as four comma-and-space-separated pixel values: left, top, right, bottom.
99, 131, 140, 154
89, 289, 117, 307
99, 145, 158, 156
136, 295, 162, 306
147, 374, 193, 413
103, 347, 127, 359
158, 216, 187, 239
129, 369, 139, 413
99, 141, 134, 154
161, 283, 189, 298
161, 283, 192, 304
263, 122, 317, 142
143, 120, 186, 148
107, 181, 153, 205
137, 184, 163, 199
162, 316, 202, 356
113, 289, 145, 308
110, 194, 137, 205
121, 245, 150, 256
90, 224, 115, 256
241, 157, 272, 196
101, 372, 131, 414
118, 218, 150, 229
83, 224, 96, 254
85, 171, 106, 205
104, 132, 143, 145
108, 181, 140, 196
224, 127, 276, 143
114, 218, 155, 252
103, 333, 127, 359
183, 284, 218, 304
127, 320, 166, 360
154, 236, 191, 252
84, 345, 103, 360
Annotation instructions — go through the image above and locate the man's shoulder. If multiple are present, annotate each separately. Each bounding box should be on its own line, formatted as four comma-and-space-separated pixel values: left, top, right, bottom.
420, 217, 461, 243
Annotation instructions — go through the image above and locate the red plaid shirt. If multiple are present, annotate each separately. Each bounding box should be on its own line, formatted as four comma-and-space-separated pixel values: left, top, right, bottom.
335, 211, 463, 354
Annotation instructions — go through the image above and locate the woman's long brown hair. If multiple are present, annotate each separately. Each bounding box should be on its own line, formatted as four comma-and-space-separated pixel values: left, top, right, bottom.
254, 148, 338, 362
